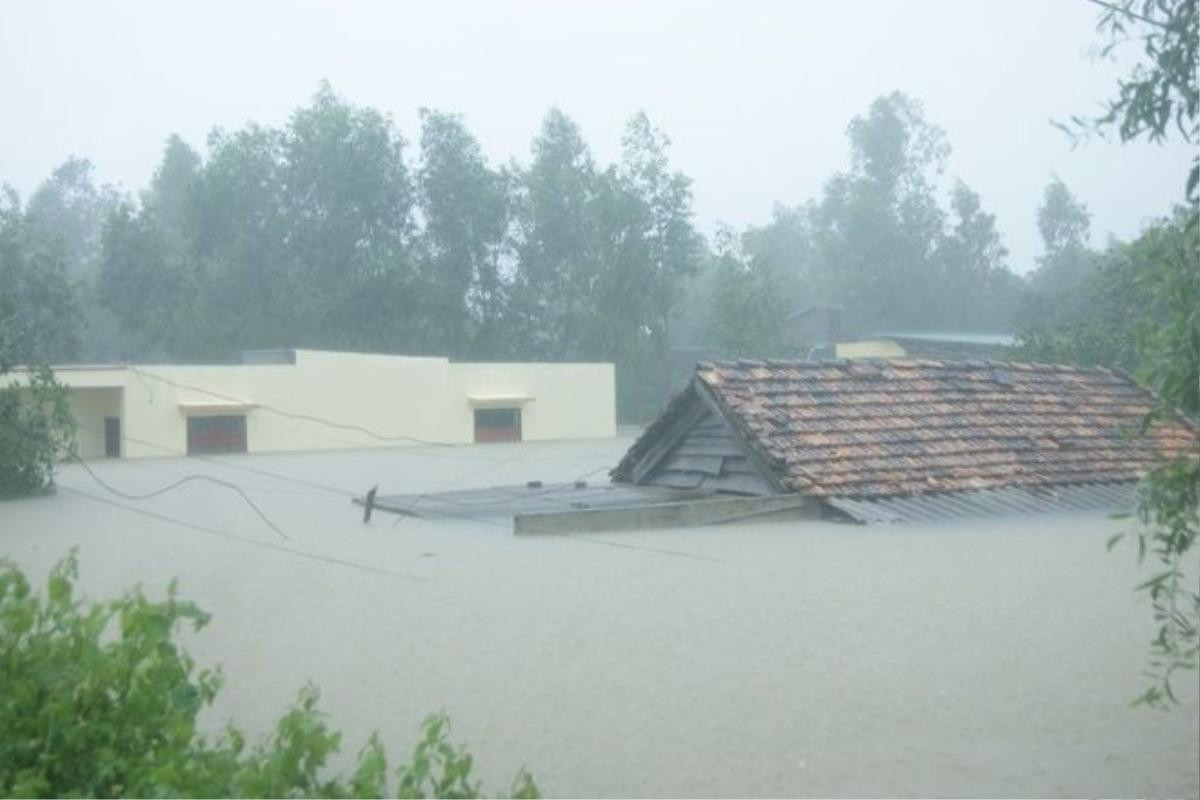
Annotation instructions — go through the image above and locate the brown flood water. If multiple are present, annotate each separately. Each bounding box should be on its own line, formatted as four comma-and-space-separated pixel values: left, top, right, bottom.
3, 440, 1197, 797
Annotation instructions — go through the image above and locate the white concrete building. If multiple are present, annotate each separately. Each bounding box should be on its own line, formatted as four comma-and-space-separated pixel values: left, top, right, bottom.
48, 349, 615, 459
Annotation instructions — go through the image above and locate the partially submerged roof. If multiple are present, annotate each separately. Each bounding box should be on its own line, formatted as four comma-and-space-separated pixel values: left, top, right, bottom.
613, 358, 1195, 520
369, 482, 705, 520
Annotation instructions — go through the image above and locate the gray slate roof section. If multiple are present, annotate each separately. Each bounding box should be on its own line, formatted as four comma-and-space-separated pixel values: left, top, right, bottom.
825, 481, 1137, 524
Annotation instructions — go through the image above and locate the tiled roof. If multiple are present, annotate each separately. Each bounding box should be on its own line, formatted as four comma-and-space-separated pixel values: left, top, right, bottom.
616, 359, 1196, 499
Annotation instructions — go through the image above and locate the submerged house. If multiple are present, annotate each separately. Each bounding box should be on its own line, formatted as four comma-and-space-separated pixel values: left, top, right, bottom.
612, 358, 1195, 522
34, 349, 615, 460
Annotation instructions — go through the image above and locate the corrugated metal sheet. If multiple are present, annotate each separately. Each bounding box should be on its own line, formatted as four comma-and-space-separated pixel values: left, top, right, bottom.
368, 483, 708, 520
825, 481, 1136, 524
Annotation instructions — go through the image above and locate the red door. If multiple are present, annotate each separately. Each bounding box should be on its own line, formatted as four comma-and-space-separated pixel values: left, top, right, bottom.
474, 408, 521, 443
187, 415, 248, 454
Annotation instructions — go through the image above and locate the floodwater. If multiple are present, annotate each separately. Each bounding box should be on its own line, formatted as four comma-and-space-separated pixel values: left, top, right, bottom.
2, 437, 1198, 797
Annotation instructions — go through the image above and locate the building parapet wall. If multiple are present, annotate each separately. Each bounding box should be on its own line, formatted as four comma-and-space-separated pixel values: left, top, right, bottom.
44, 351, 615, 459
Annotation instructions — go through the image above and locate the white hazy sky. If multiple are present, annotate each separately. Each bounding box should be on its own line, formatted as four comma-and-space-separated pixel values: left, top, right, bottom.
2, 0, 1194, 272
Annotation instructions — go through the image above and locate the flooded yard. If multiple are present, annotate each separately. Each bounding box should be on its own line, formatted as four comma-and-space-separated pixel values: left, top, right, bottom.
2, 437, 1197, 797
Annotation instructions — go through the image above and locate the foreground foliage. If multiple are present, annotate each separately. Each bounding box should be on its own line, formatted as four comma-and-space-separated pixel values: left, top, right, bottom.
0, 364, 76, 499
1118, 205, 1200, 705
0, 553, 539, 798
0, 192, 81, 498
1084, 0, 1199, 708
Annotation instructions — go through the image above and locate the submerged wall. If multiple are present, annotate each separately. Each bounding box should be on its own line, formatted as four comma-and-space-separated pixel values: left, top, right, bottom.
52, 350, 616, 459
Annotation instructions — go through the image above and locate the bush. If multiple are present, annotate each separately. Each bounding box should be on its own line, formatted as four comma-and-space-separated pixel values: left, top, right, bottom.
0, 364, 76, 499
0, 552, 539, 798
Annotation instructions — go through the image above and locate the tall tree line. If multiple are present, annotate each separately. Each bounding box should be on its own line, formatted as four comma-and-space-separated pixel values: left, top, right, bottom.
674, 92, 1026, 357
84, 87, 704, 418
3, 84, 1118, 420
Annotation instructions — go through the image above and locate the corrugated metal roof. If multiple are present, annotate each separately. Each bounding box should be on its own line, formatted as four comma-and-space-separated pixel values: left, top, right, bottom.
825, 481, 1136, 524
369, 483, 707, 520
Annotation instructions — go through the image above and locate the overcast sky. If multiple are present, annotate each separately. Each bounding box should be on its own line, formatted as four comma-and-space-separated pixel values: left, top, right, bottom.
2, 0, 1194, 272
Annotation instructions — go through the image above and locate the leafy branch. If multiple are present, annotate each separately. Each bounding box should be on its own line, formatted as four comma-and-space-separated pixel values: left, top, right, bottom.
0, 552, 540, 798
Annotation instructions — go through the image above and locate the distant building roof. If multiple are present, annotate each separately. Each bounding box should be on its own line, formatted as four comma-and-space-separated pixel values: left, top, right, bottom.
785, 303, 843, 322
878, 332, 1016, 346
240, 348, 297, 365
835, 340, 906, 359
613, 358, 1195, 518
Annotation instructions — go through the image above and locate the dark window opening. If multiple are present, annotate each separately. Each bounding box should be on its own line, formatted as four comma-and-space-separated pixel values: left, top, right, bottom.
104, 417, 121, 458
187, 415, 248, 455
474, 407, 521, 443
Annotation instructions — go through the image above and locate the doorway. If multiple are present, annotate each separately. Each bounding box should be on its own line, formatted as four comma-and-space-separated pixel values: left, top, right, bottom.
104, 417, 120, 458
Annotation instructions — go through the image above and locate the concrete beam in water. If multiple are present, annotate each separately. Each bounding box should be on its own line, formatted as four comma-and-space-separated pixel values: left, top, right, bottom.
513, 493, 821, 535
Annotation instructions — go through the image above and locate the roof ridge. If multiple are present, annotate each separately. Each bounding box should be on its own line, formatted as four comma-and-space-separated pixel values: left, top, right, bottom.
699, 357, 1123, 373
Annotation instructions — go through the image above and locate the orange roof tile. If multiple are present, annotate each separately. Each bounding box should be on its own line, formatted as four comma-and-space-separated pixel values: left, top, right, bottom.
614, 359, 1196, 499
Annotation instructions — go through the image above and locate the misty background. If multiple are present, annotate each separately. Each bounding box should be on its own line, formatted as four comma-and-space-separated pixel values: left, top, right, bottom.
2, 0, 1192, 270
2, 0, 1196, 424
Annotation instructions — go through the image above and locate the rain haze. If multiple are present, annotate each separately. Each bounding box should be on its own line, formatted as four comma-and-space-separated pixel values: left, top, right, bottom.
2, 1, 1199, 798
0, 0, 1194, 270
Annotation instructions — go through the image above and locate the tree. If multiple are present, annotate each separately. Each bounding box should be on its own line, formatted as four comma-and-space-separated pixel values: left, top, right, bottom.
933, 181, 1023, 331
99, 85, 421, 360
189, 126, 289, 355
25, 158, 122, 284
24, 158, 131, 362
807, 94, 947, 331
1015, 207, 1193, 366
1114, 203, 1199, 706
0, 189, 81, 498
0, 189, 81, 364
741, 204, 818, 313
710, 226, 789, 358
509, 108, 603, 360
99, 135, 208, 359
1075, 0, 1199, 201
0, 364, 76, 499
1074, 0, 1199, 707
1031, 177, 1094, 295
415, 109, 510, 356
736, 92, 1021, 337
85, 90, 704, 420
148, 134, 204, 246
280, 83, 417, 352
613, 111, 701, 338
603, 112, 702, 418
1015, 178, 1098, 342
0, 552, 539, 797
503, 109, 702, 418
807, 92, 1029, 333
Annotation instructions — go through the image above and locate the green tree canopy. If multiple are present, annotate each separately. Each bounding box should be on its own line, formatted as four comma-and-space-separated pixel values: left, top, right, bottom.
1066, 0, 1199, 707
0, 189, 81, 364
415, 109, 510, 357
733, 92, 1022, 339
